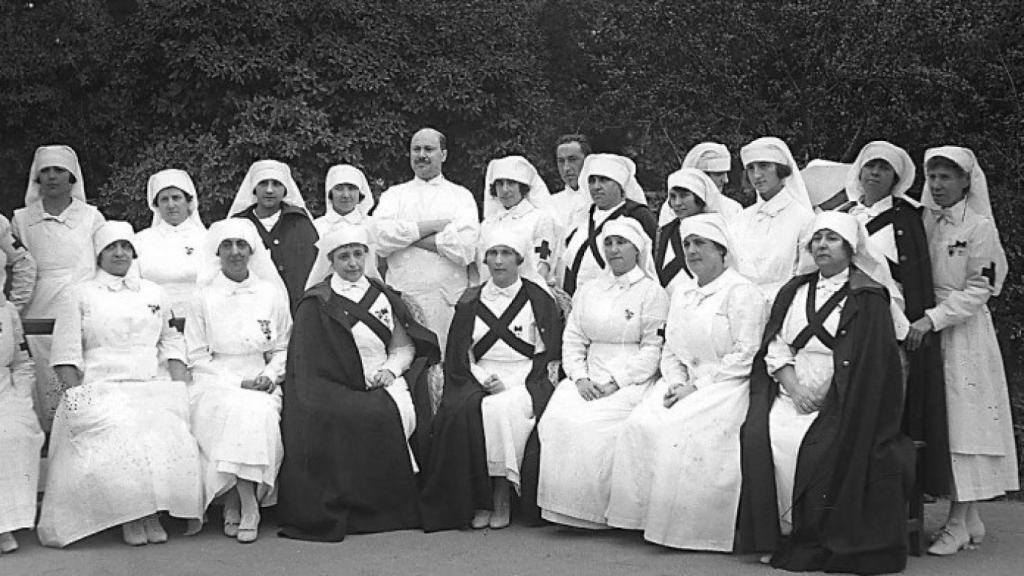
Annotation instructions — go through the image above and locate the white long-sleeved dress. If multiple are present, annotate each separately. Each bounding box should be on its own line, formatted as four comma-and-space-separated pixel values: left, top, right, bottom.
537, 267, 668, 528
135, 218, 206, 319
186, 273, 292, 507
373, 176, 479, 353
729, 188, 813, 303
605, 268, 763, 550
468, 279, 544, 489
478, 201, 558, 285
12, 199, 105, 430
923, 201, 1018, 500
764, 268, 849, 535
0, 299, 44, 535
38, 272, 203, 547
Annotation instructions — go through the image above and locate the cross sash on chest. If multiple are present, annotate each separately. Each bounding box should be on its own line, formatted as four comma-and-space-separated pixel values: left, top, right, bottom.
865, 208, 902, 283
472, 287, 535, 361
563, 204, 628, 294
791, 274, 850, 351
335, 284, 392, 345
656, 223, 693, 287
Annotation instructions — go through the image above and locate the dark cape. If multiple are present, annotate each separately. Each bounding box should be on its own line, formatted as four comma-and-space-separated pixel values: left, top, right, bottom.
276, 278, 440, 542
858, 197, 950, 496
233, 202, 319, 311
736, 268, 915, 575
653, 218, 693, 288
419, 278, 563, 531
562, 199, 657, 294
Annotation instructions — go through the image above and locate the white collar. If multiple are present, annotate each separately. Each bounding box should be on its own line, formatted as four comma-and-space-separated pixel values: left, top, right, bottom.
496, 200, 534, 220
96, 269, 141, 292
414, 174, 446, 187
694, 267, 738, 296
482, 277, 523, 301
608, 265, 646, 288
331, 273, 370, 295
215, 270, 259, 294
594, 200, 626, 219
324, 208, 365, 224
855, 194, 893, 216
156, 217, 201, 234
817, 267, 850, 290
755, 187, 794, 217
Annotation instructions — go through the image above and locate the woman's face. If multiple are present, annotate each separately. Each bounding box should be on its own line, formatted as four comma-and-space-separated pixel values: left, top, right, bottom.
810, 229, 852, 276
155, 186, 191, 226
859, 159, 897, 199
589, 175, 625, 210
329, 183, 361, 216
683, 234, 726, 284
218, 238, 253, 279
98, 240, 135, 277
494, 179, 525, 209
926, 165, 970, 208
484, 245, 522, 287
706, 170, 729, 192
329, 243, 367, 282
746, 162, 784, 199
667, 187, 704, 220
603, 235, 639, 276
37, 166, 73, 200
254, 179, 286, 212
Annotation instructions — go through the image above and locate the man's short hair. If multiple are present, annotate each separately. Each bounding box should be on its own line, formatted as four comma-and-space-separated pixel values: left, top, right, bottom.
556, 134, 591, 156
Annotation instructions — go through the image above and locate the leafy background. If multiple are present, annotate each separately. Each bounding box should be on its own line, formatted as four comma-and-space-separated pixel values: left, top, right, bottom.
2, 0, 1022, 479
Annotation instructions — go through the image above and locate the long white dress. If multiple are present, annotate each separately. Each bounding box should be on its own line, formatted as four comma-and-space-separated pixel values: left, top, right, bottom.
373, 175, 479, 354
12, 199, 105, 430
764, 268, 849, 535
729, 187, 813, 303
605, 268, 763, 550
135, 218, 206, 319
923, 201, 1018, 500
38, 272, 203, 547
469, 279, 544, 489
0, 299, 44, 535
478, 201, 558, 285
538, 267, 668, 528
186, 272, 292, 507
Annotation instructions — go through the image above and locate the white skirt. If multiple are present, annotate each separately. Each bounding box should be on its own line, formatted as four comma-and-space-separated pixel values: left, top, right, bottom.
37, 379, 203, 547
0, 399, 44, 533
537, 380, 646, 528
479, 357, 535, 490
607, 377, 748, 551
769, 394, 819, 535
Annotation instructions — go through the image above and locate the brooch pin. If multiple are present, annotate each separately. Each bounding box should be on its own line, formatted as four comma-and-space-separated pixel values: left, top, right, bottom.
185, 246, 194, 255
624, 309, 635, 321
947, 240, 967, 257
147, 304, 161, 315
512, 325, 524, 335
257, 319, 272, 341
374, 308, 391, 325
0, 319, 4, 335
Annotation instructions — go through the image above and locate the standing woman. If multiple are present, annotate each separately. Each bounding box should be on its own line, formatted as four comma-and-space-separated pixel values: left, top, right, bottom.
313, 164, 376, 237
730, 137, 814, 302
229, 159, 318, 310
737, 211, 913, 573
654, 168, 730, 296
420, 230, 563, 531
560, 154, 657, 295
910, 147, 1017, 555
656, 141, 743, 226
135, 168, 207, 322
606, 214, 764, 551
38, 222, 203, 548
0, 266, 44, 555
186, 219, 291, 544
12, 145, 105, 430
277, 226, 439, 542
479, 156, 559, 285
538, 218, 669, 529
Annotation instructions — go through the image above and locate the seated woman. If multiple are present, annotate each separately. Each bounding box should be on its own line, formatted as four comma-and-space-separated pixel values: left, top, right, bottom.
479, 156, 559, 285
0, 268, 44, 555
313, 164, 375, 237
560, 154, 657, 295
737, 211, 914, 574
538, 218, 669, 529
654, 167, 731, 296
606, 214, 764, 551
277, 225, 439, 542
135, 168, 207, 322
186, 219, 292, 543
420, 231, 563, 531
38, 221, 203, 548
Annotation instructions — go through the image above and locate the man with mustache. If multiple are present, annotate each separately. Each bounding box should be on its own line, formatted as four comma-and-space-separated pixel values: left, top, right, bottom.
374, 128, 480, 353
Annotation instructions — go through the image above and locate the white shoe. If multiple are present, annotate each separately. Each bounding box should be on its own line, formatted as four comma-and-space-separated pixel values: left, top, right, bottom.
0, 532, 18, 554
143, 515, 168, 544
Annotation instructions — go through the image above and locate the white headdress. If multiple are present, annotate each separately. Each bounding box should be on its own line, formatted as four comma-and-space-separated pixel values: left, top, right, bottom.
846, 141, 917, 204
801, 160, 853, 208
146, 168, 205, 228
597, 217, 658, 280
681, 142, 731, 173
324, 164, 375, 217
200, 219, 287, 299
25, 144, 86, 205
740, 137, 811, 210
93, 220, 136, 257
665, 168, 726, 213
228, 159, 309, 218
578, 154, 647, 205
305, 224, 381, 289
479, 227, 550, 294
483, 155, 554, 219
678, 212, 736, 269
920, 146, 992, 217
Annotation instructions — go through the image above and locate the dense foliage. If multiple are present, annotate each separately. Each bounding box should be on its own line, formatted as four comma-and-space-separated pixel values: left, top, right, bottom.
2, 0, 1022, 468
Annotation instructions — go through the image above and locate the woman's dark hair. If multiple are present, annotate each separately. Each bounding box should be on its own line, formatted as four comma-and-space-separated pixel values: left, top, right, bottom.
774, 162, 792, 179
152, 187, 195, 208
327, 242, 369, 261
668, 187, 707, 211
805, 235, 854, 260
925, 155, 968, 177
34, 173, 78, 185
96, 240, 138, 266
489, 180, 531, 198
